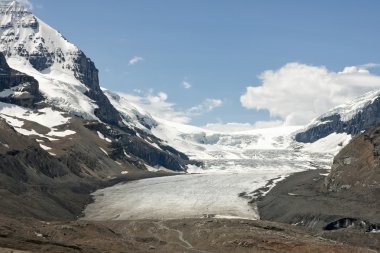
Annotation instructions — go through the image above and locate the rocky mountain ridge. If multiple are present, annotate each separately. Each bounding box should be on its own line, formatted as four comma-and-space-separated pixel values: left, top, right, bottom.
296, 89, 380, 143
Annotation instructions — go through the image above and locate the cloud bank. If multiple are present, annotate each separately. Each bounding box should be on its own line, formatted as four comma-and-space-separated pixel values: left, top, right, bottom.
241, 62, 380, 125
124, 91, 222, 124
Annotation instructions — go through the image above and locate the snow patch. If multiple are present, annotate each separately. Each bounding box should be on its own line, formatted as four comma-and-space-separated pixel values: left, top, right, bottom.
39, 143, 51, 150
97, 131, 112, 143
0, 102, 75, 139
302, 132, 352, 155
99, 147, 108, 156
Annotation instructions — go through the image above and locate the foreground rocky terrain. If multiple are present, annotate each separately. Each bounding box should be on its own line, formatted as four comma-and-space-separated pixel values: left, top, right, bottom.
257, 169, 380, 252
0, 214, 373, 253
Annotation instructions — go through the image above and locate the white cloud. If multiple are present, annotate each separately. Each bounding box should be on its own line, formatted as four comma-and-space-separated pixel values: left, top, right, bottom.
240, 62, 380, 125
123, 91, 191, 124
188, 99, 222, 116
128, 56, 144, 66
181, 81, 192, 89
16, 0, 33, 9
124, 91, 222, 123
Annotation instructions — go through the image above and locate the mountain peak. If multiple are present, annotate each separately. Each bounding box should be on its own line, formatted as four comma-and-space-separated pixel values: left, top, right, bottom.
0, 1, 30, 13
0, 0, 122, 124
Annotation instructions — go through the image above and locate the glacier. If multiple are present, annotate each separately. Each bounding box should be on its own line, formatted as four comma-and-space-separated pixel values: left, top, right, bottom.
83, 119, 351, 220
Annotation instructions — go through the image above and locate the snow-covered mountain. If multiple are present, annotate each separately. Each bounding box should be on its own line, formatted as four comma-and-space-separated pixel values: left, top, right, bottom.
0, 0, 193, 175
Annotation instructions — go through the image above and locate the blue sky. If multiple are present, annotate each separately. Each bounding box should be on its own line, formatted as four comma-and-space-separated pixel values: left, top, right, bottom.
29, 0, 380, 126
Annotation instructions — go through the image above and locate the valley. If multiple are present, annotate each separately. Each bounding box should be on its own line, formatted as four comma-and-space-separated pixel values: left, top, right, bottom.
0, 1, 379, 252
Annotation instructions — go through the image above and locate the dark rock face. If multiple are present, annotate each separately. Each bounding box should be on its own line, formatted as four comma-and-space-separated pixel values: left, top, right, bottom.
29, 50, 54, 71
113, 136, 185, 171
295, 97, 380, 143
72, 51, 99, 89
71, 51, 121, 125
323, 218, 379, 232
0, 52, 40, 107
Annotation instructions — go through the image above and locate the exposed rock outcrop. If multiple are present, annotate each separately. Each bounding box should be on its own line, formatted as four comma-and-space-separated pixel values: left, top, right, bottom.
325, 124, 380, 201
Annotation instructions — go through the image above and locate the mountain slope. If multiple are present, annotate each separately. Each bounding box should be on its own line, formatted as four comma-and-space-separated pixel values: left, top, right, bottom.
0, 1, 198, 220
0, 54, 189, 219
326, 124, 380, 202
